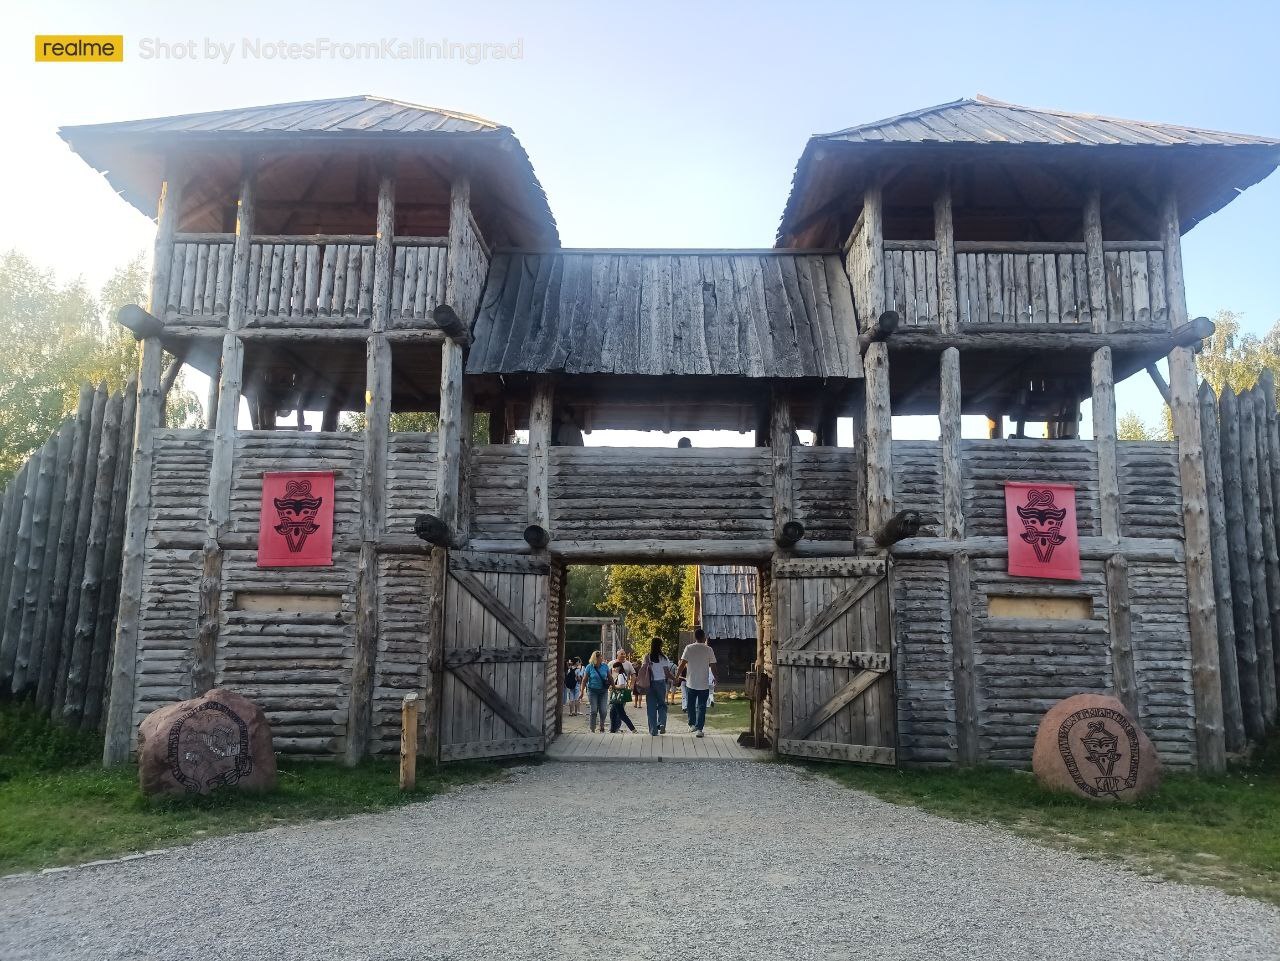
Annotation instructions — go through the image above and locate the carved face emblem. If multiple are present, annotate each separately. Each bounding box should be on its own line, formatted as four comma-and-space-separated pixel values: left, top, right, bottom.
273, 478, 323, 553
1016, 488, 1068, 563
167, 701, 253, 793
1057, 707, 1140, 800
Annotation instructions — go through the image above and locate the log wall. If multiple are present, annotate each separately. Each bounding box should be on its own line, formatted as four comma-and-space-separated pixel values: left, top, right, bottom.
890, 437, 1196, 767
0, 381, 136, 730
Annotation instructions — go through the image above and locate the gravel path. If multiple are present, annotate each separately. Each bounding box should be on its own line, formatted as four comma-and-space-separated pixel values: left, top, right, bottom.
2, 761, 1278, 961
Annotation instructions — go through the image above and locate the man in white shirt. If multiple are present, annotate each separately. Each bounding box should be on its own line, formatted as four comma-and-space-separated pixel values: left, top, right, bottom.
678, 628, 717, 737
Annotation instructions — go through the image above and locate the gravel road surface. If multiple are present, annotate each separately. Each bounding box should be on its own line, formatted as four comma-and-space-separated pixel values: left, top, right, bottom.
2, 761, 1278, 961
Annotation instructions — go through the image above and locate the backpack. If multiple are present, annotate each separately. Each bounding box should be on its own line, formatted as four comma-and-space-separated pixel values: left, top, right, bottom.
564, 667, 577, 689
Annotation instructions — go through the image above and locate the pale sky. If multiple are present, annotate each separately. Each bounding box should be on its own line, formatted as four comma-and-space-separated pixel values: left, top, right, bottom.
5, 0, 1279, 443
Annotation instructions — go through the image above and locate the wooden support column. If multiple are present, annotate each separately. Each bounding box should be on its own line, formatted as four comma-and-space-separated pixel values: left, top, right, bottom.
1093, 345, 1137, 715
771, 388, 796, 548
527, 379, 553, 532
103, 163, 183, 765
1084, 176, 1109, 334
346, 165, 396, 766
1200, 383, 1245, 751
1261, 370, 1280, 701
435, 174, 471, 541
860, 180, 893, 534
1162, 188, 1225, 772
195, 165, 255, 698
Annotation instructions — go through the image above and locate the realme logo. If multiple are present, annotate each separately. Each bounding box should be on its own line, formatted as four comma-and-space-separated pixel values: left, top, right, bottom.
35, 35, 123, 62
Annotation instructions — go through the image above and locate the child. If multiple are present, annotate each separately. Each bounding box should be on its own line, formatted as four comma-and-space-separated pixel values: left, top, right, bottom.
608, 660, 636, 733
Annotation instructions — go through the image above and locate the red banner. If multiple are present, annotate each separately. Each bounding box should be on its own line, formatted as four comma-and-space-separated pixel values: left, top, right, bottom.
1005, 482, 1081, 581
257, 471, 335, 568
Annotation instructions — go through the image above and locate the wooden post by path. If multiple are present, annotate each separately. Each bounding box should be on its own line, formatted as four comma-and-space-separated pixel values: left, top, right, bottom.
400, 692, 419, 790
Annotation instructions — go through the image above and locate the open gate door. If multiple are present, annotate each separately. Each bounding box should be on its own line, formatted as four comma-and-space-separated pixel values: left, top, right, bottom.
772, 557, 895, 765
439, 550, 551, 761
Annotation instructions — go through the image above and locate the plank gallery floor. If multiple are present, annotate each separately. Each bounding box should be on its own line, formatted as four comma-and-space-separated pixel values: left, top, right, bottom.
548, 699, 759, 761
4, 764, 1277, 960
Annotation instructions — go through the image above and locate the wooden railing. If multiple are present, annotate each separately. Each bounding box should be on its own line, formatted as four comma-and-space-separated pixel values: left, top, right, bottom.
880, 239, 1169, 330
167, 233, 449, 324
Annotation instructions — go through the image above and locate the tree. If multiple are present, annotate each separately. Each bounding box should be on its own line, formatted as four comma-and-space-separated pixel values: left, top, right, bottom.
0, 250, 208, 483
601, 565, 696, 658
566, 565, 608, 617
1117, 411, 1153, 440
1196, 309, 1280, 396
339, 409, 491, 443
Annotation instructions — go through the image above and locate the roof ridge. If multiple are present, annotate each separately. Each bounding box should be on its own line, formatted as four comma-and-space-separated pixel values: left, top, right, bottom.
974, 93, 1276, 142
816, 96, 977, 139
361, 94, 504, 130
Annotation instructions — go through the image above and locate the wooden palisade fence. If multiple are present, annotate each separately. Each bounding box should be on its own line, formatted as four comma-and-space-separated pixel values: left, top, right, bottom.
0, 378, 137, 730
1200, 369, 1280, 752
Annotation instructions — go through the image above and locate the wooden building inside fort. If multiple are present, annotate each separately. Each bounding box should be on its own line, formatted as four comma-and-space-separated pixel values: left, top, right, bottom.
40, 94, 1280, 770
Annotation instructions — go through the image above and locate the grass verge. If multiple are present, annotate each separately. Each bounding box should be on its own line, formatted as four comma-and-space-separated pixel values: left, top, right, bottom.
0, 699, 501, 875
806, 735, 1280, 905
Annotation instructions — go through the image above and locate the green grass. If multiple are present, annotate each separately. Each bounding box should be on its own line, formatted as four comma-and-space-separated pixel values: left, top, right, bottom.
0, 700, 501, 874
701, 697, 751, 732
806, 735, 1280, 905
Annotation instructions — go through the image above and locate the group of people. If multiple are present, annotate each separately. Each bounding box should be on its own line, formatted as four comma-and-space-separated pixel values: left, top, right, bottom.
563, 628, 718, 737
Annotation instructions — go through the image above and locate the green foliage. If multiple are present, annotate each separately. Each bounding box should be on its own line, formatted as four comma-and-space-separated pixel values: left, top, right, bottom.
1197, 309, 1280, 396
1117, 411, 1153, 440
0, 700, 500, 872
601, 565, 696, 658
566, 566, 608, 617
812, 732, 1280, 905
0, 250, 205, 484
340, 409, 490, 443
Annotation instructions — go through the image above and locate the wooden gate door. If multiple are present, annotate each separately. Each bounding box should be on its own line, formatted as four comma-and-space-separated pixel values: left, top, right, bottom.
439, 550, 551, 761
772, 557, 895, 764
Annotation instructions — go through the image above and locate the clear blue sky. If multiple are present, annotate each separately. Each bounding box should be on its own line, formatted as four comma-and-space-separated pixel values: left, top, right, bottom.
5, 0, 1279, 433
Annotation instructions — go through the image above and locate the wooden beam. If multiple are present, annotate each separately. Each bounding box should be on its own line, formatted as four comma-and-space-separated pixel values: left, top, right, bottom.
527, 379, 553, 531
1093, 347, 1121, 542
949, 550, 978, 765
451, 663, 541, 740
940, 348, 963, 540
435, 174, 471, 544
399, 693, 419, 790
1084, 176, 1109, 333
346, 163, 396, 766
450, 567, 543, 648
857, 311, 899, 355
1163, 187, 1225, 773
103, 161, 183, 766
786, 669, 885, 741
873, 509, 921, 547
771, 388, 795, 548
934, 178, 958, 335
781, 575, 882, 651
1147, 364, 1172, 405
888, 319, 1214, 354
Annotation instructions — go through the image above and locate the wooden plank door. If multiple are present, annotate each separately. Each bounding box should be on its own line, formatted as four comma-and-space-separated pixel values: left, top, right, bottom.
439, 550, 551, 761
772, 556, 895, 764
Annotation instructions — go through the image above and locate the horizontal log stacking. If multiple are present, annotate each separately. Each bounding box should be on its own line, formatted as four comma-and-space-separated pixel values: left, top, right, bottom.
165, 236, 447, 325
792, 447, 863, 541
875, 244, 1169, 330
0, 381, 135, 732
549, 447, 773, 542
386, 433, 439, 536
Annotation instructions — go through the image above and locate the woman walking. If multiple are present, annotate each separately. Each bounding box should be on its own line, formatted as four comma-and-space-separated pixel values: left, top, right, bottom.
583, 651, 612, 733
638, 638, 676, 736
608, 659, 636, 733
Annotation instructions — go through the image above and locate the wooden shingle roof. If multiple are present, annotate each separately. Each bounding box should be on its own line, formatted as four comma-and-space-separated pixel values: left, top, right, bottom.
467, 250, 861, 379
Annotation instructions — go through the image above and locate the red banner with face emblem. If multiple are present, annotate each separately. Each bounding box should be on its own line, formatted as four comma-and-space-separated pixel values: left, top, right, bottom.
1005, 482, 1081, 581
257, 471, 334, 568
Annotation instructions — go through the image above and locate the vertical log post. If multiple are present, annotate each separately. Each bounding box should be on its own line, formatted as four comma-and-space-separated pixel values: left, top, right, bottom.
859, 179, 893, 534
27, 424, 73, 704
435, 175, 471, 542
399, 692, 419, 791
1199, 383, 1245, 751
12, 440, 57, 694
1221, 389, 1266, 739
770, 388, 795, 548
1255, 379, 1280, 703
527, 379, 554, 532
1162, 189, 1225, 772
0, 466, 25, 689
1262, 370, 1280, 697
1084, 175, 1109, 334
1239, 395, 1276, 719
37, 386, 93, 710
1, 455, 40, 689
196, 164, 256, 698
347, 162, 396, 766
105, 159, 185, 764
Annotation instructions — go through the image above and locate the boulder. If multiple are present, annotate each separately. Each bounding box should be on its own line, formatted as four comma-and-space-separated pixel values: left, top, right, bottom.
1032, 693, 1161, 802
138, 688, 277, 796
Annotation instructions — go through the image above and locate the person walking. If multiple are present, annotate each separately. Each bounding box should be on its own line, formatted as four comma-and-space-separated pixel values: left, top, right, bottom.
563, 657, 582, 716
608, 659, 636, 733
678, 628, 717, 737
637, 638, 676, 736
583, 651, 612, 733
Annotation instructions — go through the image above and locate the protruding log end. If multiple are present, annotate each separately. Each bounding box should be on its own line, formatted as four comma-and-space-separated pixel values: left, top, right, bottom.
1172, 316, 1215, 349
116, 304, 164, 340
858, 310, 900, 354
523, 524, 550, 550
431, 304, 473, 346
774, 520, 805, 548
874, 509, 922, 547
413, 513, 452, 547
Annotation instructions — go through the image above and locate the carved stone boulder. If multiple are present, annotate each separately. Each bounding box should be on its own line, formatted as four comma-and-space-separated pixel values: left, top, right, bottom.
1032, 693, 1161, 802
138, 688, 277, 796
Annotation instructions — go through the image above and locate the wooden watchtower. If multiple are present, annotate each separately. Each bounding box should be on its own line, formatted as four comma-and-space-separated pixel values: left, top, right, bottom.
46, 94, 1279, 772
